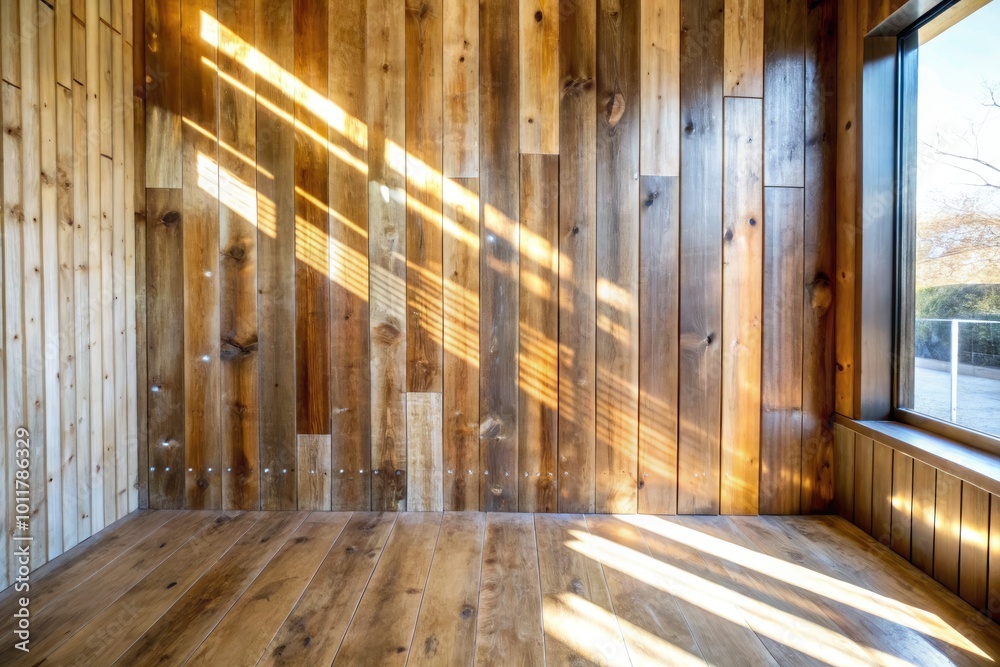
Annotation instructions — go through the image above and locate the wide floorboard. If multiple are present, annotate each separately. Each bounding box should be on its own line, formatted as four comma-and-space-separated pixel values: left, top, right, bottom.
2, 511, 999, 666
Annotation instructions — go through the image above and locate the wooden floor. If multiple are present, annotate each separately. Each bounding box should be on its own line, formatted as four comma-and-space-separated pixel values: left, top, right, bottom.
3, 512, 1000, 666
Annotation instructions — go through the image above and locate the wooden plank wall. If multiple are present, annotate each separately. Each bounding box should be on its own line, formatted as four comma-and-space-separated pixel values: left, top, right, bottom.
0, 0, 139, 586
834, 422, 999, 618
138, 0, 838, 514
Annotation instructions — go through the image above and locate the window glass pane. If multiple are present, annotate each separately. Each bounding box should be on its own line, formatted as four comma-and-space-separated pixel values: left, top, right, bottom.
907, 0, 1000, 438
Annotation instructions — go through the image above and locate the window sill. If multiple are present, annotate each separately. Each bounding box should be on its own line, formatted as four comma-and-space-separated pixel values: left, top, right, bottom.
834, 414, 1000, 495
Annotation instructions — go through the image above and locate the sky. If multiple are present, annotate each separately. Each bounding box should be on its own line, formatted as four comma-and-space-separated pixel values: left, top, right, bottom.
916, 0, 1000, 215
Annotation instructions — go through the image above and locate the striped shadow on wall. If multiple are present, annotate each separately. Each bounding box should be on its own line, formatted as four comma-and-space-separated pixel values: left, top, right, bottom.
141, 0, 837, 514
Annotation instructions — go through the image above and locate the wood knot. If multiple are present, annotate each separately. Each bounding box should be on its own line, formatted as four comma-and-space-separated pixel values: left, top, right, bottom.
684, 122, 695, 135
381, 63, 390, 73
460, 605, 475, 619
373, 320, 403, 347
724, 228, 734, 242
572, 225, 580, 235
749, 217, 757, 226
162, 210, 180, 225
644, 191, 659, 207
220, 336, 258, 360
535, 10, 543, 21
224, 243, 247, 262
197, 477, 209, 489
705, 333, 714, 346
810, 274, 833, 311
480, 416, 503, 440
606, 92, 625, 128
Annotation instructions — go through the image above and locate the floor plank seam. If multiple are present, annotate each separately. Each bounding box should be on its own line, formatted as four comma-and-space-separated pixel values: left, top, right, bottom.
401, 514, 445, 666
329, 512, 402, 664
27, 512, 228, 663
176, 512, 313, 665
107, 512, 263, 666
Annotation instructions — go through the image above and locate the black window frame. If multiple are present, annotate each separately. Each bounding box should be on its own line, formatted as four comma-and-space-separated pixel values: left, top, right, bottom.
893, 0, 1000, 454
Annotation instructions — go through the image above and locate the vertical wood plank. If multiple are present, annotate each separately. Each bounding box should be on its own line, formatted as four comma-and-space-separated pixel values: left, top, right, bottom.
960, 483, 989, 611
760, 186, 804, 514
86, 0, 104, 530
255, 0, 297, 510
22, 0, 49, 564
677, 0, 724, 515
145, 0, 181, 188
72, 79, 92, 532
989, 495, 1000, 619
40, 1, 64, 558
442, 0, 478, 177
329, 0, 371, 512
557, 0, 596, 513
834, 0, 857, 417
833, 424, 854, 520
406, 0, 444, 393
294, 0, 331, 438
442, 178, 479, 511
911, 459, 936, 575
369, 0, 408, 511
723, 0, 763, 97
134, 92, 147, 510
407, 393, 445, 512
853, 434, 873, 533
2, 80, 25, 582
720, 96, 763, 516
181, 0, 221, 509
1, 1, 20, 87
100, 155, 115, 523
99, 22, 112, 157
763, 0, 805, 187
218, 0, 259, 511
84, 2, 105, 532
595, 0, 640, 515
639, 0, 680, 177
72, 16, 85, 86
638, 176, 679, 515
518, 155, 558, 513
112, 27, 128, 520
296, 435, 332, 511
934, 471, 962, 594
0, 63, 5, 587
56, 0, 73, 88
124, 40, 139, 513
871, 441, 892, 546
801, 0, 837, 515
56, 78, 79, 551
891, 450, 913, 560
479, 0, 520, 512
145, 189, 185, 509
519, 0, 558, 154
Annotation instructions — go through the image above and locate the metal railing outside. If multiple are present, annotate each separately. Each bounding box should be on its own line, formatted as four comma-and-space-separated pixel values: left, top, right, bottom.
916, 318, 1000, 422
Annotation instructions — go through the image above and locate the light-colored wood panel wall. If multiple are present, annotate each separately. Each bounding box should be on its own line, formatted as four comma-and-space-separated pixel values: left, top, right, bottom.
0, 0, 138, 585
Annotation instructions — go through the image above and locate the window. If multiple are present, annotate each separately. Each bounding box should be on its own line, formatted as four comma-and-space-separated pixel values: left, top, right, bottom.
897, 0, 1000, 441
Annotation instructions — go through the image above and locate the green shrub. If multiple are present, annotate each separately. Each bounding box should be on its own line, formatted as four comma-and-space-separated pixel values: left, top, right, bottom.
915, 284, 1000, 367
